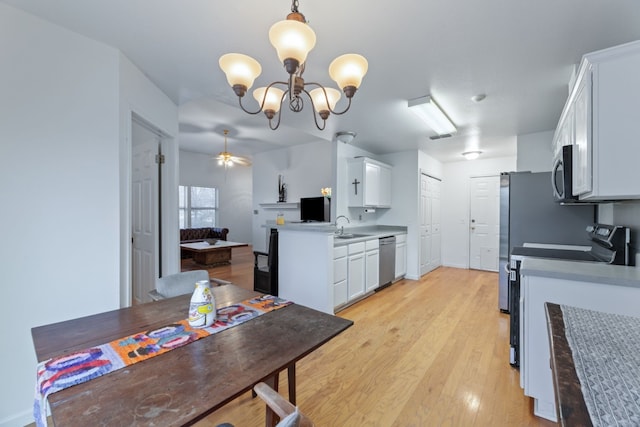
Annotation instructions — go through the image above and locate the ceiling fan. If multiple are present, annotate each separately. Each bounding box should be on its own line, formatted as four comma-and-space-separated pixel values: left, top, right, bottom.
216, 129, 251, 167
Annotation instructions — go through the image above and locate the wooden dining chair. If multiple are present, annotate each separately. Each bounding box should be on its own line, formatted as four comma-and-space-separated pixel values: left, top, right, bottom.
253, 382, 314, 427
254, 229, 278, 295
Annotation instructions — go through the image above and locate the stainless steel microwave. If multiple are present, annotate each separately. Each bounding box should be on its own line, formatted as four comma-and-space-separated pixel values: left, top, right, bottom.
552, 144, 580, 202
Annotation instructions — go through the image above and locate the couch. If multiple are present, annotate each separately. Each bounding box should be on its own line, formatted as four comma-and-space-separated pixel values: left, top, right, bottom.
180, 227, 229, 258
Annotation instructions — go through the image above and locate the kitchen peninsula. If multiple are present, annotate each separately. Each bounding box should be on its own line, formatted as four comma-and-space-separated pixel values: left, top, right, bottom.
270, 223, 407, 314
519, 258, 640, 421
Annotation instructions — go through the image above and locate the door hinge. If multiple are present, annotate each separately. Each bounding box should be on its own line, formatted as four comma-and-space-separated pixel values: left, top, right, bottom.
155, 154, 165, 164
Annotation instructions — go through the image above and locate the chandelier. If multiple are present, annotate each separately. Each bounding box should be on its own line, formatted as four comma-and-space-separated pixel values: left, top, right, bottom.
218, 0, 368, 130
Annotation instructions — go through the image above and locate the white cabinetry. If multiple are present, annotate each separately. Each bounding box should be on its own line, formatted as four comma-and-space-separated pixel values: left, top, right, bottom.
347, 158, 392, 208
347, 242, 365, 300
365, 239, 379, 292
552, 99, 574, 157
554, 40, 640, 200
520, 261, 640, 421
335, 236, 388, 310
378, 164, 392, 207
333, 246, 348, 307
395, 234, 407, 279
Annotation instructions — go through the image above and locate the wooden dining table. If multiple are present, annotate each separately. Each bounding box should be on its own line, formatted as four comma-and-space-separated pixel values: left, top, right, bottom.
32, 285, 353, 426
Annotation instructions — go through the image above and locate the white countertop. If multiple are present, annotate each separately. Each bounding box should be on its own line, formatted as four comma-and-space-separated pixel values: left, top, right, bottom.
262, 222, 407, 245
520, 258, 640, 289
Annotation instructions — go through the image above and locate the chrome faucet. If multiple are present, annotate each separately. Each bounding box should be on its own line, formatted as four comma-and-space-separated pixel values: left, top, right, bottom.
335, 215, 350, 235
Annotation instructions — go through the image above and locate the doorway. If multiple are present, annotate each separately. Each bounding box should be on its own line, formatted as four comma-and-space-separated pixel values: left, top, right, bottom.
420, 172, 442, 276
131, 117, 163, 304
468, 175, 500, 271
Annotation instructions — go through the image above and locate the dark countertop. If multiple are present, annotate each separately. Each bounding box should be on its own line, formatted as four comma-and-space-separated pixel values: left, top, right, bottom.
545, 303, 593, 426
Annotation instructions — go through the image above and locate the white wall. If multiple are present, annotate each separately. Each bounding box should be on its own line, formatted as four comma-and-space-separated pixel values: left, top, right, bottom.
252, 140, 332, 251
119, 53, 179, 299
179, 150, 253, 243
517, 130, 553, 172
0, 5, 119, 425
0, 5, 178, 425
441, 156, 517, 269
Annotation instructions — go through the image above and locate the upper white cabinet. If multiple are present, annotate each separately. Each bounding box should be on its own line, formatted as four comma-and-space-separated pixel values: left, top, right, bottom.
347, 157, 392, 208
554, 40, 640, 200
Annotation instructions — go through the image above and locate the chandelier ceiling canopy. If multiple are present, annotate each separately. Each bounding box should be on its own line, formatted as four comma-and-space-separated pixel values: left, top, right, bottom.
218, 0, 368, 130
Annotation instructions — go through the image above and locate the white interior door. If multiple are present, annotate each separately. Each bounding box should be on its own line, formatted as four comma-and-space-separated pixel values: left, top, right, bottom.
469, 175, 500, 271
430, 178, 441, 268
420, 173, 431, 275
132, 120, 161, 304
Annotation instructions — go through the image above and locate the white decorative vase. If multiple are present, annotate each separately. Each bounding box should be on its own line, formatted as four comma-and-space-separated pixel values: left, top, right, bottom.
188, 280, 216, 328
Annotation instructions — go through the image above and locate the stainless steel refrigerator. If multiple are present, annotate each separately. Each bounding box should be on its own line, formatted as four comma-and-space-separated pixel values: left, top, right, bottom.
498, 172, 596, 311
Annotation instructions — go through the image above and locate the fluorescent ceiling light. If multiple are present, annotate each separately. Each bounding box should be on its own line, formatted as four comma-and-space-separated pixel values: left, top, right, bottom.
408, 95, 457, 136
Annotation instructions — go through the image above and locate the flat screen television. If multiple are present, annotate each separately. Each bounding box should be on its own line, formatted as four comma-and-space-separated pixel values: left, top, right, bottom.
300, 196, 328, 222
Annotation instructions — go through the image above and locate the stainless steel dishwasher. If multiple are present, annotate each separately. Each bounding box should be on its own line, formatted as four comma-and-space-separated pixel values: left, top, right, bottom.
379, 236, 396, 288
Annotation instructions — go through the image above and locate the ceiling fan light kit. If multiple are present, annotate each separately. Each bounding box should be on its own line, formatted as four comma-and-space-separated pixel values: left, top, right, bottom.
216, 130, 251, 168
218, 0, 368, 130
408, 95, 457, 136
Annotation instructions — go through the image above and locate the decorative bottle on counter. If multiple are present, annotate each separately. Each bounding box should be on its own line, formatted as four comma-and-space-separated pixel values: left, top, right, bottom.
188, 280, 216, 328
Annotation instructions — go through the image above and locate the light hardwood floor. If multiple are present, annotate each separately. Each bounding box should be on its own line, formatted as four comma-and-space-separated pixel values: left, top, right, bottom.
188, 247, 556, 427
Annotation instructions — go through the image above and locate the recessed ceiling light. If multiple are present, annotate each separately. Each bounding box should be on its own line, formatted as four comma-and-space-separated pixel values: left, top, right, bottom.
462, 150, 482, 160
471, 94, 486, 103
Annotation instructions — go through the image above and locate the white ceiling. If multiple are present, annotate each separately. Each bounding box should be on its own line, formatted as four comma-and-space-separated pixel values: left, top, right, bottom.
6, 0, 640, 163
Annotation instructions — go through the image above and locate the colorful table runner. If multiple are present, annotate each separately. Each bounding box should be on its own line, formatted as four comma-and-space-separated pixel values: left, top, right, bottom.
34, 295, 291, 427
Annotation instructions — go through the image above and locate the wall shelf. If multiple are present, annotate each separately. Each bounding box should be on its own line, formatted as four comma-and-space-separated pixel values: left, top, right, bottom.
259, 202, 299, 210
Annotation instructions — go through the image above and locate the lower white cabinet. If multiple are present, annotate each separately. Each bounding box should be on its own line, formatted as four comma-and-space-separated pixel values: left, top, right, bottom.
333, 246, 348, 307
365, 239, 379, 292
520, 264, 640, 421
347, 242, 366, 301
395, 234, 407, 279
335, 237, 386, 310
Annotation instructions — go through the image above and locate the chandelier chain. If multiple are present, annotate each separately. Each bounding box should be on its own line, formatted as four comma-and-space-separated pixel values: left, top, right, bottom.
291, 0, 299, 13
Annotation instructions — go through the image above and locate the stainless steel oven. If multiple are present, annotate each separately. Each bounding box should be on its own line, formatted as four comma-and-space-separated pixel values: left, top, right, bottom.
508, 223, 630, 367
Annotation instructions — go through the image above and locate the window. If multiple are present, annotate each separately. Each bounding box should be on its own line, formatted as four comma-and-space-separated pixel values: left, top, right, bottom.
179, 186, 218, 228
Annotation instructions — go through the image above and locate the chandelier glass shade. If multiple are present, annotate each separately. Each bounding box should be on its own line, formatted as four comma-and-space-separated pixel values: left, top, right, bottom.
218, 0, 368, 130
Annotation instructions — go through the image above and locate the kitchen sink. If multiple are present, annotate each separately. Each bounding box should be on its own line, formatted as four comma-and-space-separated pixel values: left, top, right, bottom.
334, 233, 369, 239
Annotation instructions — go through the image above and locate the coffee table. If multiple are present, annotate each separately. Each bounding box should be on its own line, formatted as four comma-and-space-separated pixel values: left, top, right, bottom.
180, 240, 248, 266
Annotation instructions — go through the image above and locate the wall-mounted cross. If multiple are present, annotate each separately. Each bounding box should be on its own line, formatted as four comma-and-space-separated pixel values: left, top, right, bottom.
352, 178, 361, 195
